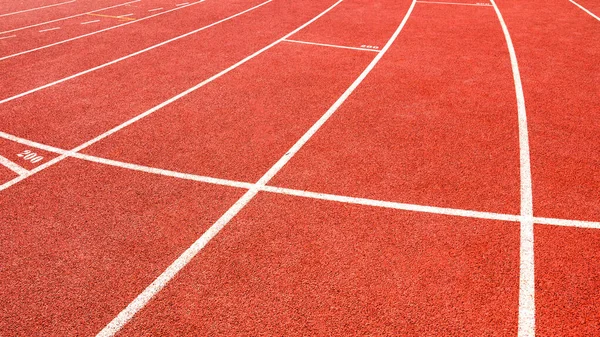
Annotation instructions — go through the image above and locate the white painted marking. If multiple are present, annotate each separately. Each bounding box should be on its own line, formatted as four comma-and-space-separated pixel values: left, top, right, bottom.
0, 0, 76, 18
148, 7, 163, 12
283, 39, 380, 52
0, 0, 267, 103
118, 13, 134, 17
416, 1, 492, 6
80, 19, 101, 25
176, 2, 190, 6
1, 130, 598, 230
0, 0, 205, 61
0, 35, 17, 40
0, 0, 141, 35
0, 154, 29, 176
569, 0, 600, 21
39, 27, 61, 32
489, 0, 535, 336
95, 1, 416, 335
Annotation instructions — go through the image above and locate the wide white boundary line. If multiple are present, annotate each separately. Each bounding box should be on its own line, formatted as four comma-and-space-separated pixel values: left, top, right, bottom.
0, 0, 141, 35
416, 1, 492, 7
490, 0, 535, 336
0, 0, 205, 62
0, 0, 76, 18
0, 0, 269, 105
283, 39, 380, 52
1, 130, 598, 229
0, 154, 29, 176
569, 0, 600, 21
95, 1, 416, 335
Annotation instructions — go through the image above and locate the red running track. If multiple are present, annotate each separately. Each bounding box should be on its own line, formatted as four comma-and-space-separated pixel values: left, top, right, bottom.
0, 0, 598, 335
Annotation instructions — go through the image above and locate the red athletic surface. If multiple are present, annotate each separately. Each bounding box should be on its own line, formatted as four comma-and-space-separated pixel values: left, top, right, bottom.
272, 4, 521, 214
496, 0, 600, 221
535, 225, 600, 336
118, 193, 520, 336
0, 158, 243, 336
0, 0, 598, 335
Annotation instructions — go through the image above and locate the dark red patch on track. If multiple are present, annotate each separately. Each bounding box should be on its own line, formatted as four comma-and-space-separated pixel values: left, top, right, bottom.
535, 225, 600, 336
0, 158, 243, 336
118, 193, 520, 336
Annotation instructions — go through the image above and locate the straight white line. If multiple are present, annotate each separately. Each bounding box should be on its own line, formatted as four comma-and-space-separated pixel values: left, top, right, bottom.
0, 0, 140, 35
0, 35, 17, 40
283, 39, 380, 52
96, 1, 415, 335
0, 0, 267, 104
39, 27, 61, 32
569, 0, 600, 21
176, 2, 190, 6
148, 7, 163, 12
490, 0, 535, 336
416, 1, 492, 6
0, 155, 29, 176
1, 130, 598, 230
0, 0, 76, 18
118, 13, 134, 17
0, 0, 204, 62
80, 19, 101, 25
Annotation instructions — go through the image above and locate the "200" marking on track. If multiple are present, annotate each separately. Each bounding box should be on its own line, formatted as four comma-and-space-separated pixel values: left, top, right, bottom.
17, 149, 44, 163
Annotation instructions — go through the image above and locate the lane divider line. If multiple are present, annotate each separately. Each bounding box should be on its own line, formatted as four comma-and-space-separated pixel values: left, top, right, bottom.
0, 0, 76, 18
0, 0, 274, 192
0, 154, 29, 176
39, 27, 61, 32
176, 2, 190, 6
0, 35, 17, 40
88, 13, 136, 21
416, 1, 492, 7
0, 0, 267, 103
0, 130, 598, 230
95, 1, 416, 335
80, 19, 101, 25
490, 0, 535, 336
283, 39, 380, 52
0, 0, 204, 62
148, 8, 163, 12
569, 0, 600, 21
0, 0, 141, 35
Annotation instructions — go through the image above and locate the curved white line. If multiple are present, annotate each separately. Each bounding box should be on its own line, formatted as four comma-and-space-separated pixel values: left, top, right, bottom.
0, 0, 204, 62
0, 0, 76, 18
0, 0, 141, 35
489, 0, 535, 336
569, 0, 600, 21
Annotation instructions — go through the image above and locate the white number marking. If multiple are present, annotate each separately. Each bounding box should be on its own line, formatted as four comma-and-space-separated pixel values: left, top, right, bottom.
16, 149, 44, 164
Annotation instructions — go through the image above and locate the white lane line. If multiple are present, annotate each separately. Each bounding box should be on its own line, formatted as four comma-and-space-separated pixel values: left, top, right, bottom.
283, 39, 380, 52
0, 0, 267, 103
569, 0, 600, 21
0, 0, 204, 62
0, 0, 141, 35
118, 13, 134, 17
148, 7, 163, 12
176, 2, 190, 6
0, 35, 17, 40
95, 1, 415, 335
0, 0, 271, 191
80, 19, 101, 25
416, 1, 492, 6
0, 0, 76, 18
1, 130, 599, 230
490, 0, 535, 336
39, 27, 61, 32
0, 155, 29, 176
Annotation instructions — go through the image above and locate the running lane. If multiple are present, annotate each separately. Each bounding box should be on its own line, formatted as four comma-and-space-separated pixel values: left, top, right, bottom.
271, 2, 521, 214
0, 158, 244, 336
116, 193, 520, 335
0, 0, 261, 97
82, 0, 407, 183
495, 0, 599, 221
0, 0, 338, 150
